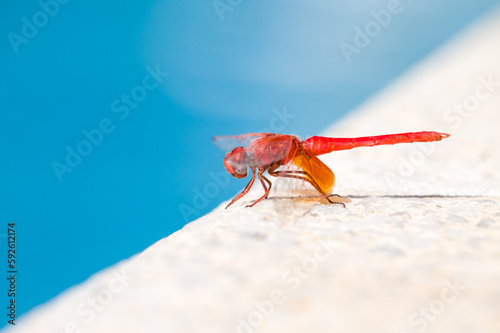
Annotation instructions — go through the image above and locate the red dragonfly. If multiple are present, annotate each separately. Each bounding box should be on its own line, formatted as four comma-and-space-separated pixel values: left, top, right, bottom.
213, 131, 450, 208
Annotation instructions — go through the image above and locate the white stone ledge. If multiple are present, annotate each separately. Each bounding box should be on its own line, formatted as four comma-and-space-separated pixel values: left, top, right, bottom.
8, 7, 500, 333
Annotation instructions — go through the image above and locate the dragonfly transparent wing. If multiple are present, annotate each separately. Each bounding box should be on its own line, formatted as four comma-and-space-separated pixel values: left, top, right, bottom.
212, 133, 270, 152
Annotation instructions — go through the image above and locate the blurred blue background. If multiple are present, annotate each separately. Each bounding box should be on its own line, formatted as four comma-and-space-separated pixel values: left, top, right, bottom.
1, 0, 499, 324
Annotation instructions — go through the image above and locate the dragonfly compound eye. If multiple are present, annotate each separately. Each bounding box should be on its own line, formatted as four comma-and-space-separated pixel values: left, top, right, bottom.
224, 147, 248, 178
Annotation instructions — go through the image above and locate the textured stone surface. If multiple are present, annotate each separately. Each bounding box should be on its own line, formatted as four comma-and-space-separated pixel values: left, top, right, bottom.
7, 8, 500, 333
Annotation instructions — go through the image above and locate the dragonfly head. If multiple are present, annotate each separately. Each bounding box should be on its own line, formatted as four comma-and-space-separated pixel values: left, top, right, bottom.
223, 147, 248, 179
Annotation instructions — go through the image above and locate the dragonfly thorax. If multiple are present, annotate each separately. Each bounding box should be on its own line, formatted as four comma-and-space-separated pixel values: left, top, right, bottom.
223, 147, 248, 179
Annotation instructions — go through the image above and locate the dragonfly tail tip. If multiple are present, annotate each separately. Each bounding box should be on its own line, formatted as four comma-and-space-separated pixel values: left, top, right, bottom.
439, 132, 451, 139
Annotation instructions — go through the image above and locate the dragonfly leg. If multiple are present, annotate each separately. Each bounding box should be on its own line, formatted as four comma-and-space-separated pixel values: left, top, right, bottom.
246, 168, 272, 207
226, 167, 256, 209
261, 173, 272, 199
268, 169, 336, 204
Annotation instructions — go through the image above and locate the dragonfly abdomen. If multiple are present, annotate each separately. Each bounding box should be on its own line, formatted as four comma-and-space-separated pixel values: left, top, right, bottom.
302, 131, 449, 156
